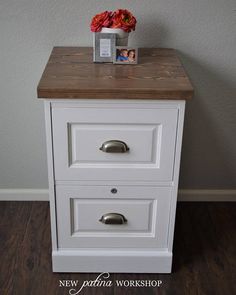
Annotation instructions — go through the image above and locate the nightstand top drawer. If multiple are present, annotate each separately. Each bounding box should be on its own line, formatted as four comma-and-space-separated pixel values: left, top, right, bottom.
37, 47, 193, 100
52, 102, 179, 182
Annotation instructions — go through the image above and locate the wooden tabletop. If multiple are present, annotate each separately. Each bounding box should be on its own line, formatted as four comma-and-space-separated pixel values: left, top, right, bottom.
37, 47, 193, 99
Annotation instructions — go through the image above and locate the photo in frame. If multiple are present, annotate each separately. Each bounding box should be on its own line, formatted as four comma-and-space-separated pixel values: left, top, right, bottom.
93, 33, 116, 63
113, 47, 138, 64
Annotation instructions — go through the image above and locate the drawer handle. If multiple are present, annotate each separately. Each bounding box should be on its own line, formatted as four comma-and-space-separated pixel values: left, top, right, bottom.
99, 213, 127, 225
99, 140, 129, 153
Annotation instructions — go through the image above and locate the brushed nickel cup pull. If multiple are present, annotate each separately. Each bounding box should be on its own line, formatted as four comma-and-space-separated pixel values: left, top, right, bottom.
99, 140, 129, 153
99, 213, 127, 224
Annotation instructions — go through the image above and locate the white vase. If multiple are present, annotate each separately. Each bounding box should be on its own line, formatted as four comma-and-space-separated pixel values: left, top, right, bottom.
101, 27, 129, 46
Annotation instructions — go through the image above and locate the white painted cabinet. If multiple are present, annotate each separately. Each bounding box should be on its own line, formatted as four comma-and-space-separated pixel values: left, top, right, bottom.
38, 47, 193, 273
44, 99, 186, 273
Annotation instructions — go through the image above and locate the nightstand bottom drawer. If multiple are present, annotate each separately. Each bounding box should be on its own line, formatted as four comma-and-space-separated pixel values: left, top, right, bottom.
56, 185, 172, 249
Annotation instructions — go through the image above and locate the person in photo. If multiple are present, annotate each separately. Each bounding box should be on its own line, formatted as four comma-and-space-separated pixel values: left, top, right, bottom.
117, 49, 129, 62
128, 50, 135, 62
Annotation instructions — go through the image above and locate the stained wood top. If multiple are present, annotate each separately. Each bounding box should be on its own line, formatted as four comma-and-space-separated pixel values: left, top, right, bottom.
37, 47, 193, 99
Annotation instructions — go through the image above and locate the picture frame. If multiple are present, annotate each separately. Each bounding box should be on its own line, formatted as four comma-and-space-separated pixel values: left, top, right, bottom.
113, 46, 138, 64
93, 33, 116, 63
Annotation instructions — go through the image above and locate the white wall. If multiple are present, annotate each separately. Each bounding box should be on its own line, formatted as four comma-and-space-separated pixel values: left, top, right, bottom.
0, 0, 236, 189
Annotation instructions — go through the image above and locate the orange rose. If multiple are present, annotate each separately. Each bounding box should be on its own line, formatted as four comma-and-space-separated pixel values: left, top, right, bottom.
90, 11, 112, 32
111, 9, 137, 32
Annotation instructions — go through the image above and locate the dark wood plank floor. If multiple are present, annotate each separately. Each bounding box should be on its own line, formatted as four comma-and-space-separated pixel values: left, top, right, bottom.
0, 202, 235, 295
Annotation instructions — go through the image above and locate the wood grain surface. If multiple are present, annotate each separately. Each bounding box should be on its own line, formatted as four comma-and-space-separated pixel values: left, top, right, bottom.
0, 202, 235, 295
37, 47, 194, 99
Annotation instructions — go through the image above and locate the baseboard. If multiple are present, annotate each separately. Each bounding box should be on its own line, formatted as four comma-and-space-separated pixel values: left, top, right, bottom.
0, 189, 236, 202
0, 189, 49, 201
178, 189, 236, 201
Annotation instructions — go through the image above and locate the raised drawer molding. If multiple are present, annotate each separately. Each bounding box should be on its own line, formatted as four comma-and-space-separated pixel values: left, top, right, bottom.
37, 47, 193, 273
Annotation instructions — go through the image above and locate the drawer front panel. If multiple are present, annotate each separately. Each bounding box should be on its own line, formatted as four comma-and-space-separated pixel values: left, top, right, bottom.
56, 185, 172, 249
69, 124, 156, 164
72, 199, 153, 233
52, 105, 178, 182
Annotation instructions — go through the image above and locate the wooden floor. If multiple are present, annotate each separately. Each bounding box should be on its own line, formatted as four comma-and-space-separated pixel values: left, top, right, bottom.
0, 202, 235, 295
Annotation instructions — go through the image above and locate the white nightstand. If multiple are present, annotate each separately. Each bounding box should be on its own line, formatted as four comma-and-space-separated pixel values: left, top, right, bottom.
38, 47, 193, 273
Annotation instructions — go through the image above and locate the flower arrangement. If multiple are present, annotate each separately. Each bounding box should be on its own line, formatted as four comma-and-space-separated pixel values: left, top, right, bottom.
90, 9, 137, 33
